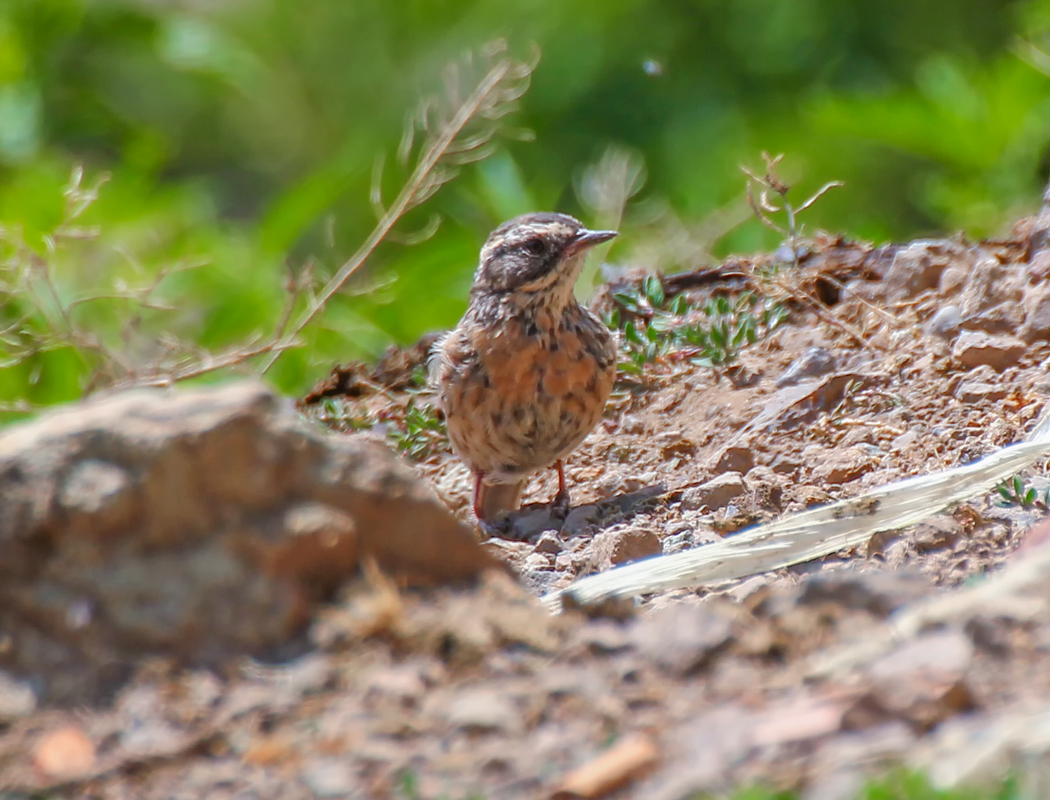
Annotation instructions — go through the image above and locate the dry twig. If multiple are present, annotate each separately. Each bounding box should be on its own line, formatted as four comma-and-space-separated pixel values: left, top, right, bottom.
259, 40, 538, 375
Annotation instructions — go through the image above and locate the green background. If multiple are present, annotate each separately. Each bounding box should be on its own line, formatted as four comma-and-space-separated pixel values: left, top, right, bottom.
2, 0, 1050, 407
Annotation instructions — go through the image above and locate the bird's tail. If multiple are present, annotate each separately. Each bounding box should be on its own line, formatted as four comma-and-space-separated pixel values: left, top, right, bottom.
476, 479, 526, 522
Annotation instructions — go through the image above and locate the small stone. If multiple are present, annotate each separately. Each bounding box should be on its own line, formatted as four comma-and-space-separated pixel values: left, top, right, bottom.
965, 301, 1024, 334
523, 552, 553, 571
727, 575, 770, 604
662, 530, 693, 554
955, 381, 1008, 403
775, 347, 838, 387
811, 447, 876, 485
886, 241, 956, 300
770, 452, 802, 475
1021, 285, 1050, 343
939, 263, 970, 297
302, 757, 359, 797
619, 414, 645, 434
959, 256, 1024, 314
952, 331, 1026, 371
910, 516, 964, 553
0, 671, 36, 722
654, 430, 696, 458
743, 465, 784, 510
805, 770, 865, 800
864, 630, 975, 729
533, 531, 563, 554
927, 305, 963, 339
629, 601, 734, 676
681, 472, 747, 511
890, 430, 919, 452
590, 526, 662, 568
446, 688, 520, 733
714, 445, 755, 474
666, 521, 694, 536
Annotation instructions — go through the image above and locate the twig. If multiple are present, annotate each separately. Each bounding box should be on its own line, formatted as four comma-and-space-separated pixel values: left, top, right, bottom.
259, 42, 537, 375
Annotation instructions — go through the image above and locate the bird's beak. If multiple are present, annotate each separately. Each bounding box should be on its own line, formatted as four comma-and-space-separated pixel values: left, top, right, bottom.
566, 228, 618, 255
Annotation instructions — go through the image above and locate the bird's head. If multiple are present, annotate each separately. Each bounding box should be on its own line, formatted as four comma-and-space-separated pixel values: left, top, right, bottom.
472, 212, 617, 305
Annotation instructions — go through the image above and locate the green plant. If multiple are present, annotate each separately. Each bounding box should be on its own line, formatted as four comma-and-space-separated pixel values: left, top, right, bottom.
996, 474, 1049, 510
314, 397, 375, 433
383, 399, 447, 460
742, 152, 843, 269
609, 275, 786, 375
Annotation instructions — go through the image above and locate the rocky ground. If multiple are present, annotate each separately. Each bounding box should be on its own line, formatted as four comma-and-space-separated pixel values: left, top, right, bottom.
5, 212, 1050, 799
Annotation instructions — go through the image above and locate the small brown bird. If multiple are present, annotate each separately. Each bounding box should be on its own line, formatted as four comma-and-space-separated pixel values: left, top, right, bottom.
432, 212, 618, 527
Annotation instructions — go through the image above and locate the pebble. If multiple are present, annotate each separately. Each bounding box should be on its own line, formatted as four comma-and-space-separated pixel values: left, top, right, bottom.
0, 671, 36, 722
926, 305, 963, 339
446, 689, 520, 734
775, 347, 838, 387
533, 531, 563, 554
952, 331, 1026, 371
681, 473, 747, 511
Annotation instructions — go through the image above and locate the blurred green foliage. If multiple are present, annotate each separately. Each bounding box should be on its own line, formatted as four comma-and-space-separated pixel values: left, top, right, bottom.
3, 0, 1050, 407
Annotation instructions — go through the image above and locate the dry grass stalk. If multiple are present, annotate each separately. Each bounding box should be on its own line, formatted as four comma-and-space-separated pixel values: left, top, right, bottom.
259, 40, 539, 375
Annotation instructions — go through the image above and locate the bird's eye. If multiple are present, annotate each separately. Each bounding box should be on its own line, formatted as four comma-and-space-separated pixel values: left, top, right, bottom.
524, 238, 546, 256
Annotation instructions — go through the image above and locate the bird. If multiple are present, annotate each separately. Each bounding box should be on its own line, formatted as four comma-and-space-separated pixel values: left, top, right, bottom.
432, 212, 618, 529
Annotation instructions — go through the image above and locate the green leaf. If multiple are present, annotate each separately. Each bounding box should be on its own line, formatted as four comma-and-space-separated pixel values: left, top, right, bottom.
643, 274, 664, 308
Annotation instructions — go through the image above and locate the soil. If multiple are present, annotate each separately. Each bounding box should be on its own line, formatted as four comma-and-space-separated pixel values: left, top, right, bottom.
7, 222, 1050, 799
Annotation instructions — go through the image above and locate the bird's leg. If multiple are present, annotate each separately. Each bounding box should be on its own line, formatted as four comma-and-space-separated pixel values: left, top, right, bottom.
551, 459, 571, 519
473, 472, 485, 521
473, 472, 505, 538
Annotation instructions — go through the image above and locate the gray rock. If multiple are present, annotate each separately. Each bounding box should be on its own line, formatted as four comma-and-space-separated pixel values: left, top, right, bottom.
927, 305, 963, 339
775, 347, 838, 387
681, 472, 748, 512
0, 382, 496, 705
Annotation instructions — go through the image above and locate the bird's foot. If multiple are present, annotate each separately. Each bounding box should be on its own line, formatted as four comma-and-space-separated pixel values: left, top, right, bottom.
549, 489, 571, 523
476, 516, 512, 539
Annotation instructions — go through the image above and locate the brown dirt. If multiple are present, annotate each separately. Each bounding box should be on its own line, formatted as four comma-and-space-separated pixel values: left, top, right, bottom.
8, 222, 1050, 799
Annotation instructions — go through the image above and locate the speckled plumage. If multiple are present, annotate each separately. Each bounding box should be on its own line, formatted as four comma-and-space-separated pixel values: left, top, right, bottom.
432, 212, 617, 524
